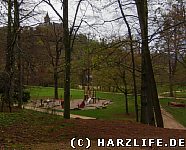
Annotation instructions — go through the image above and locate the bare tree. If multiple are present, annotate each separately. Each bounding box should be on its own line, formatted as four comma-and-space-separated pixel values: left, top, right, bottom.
43, 0, 86, 119
159, 3, 186, 97
4, 0, 14, 112
37, 22, 64, 99
13, 0, 23, 108
1, 0, 44, 111
117, 0, 139, 122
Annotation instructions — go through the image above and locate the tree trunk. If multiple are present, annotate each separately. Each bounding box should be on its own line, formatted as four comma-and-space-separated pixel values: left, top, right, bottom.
1, 96, 4, 112
124, 92, 129, 115
54, 68, 58, 99
169, 26, 178, 97
167, 39, 174, 97
5, 0, 13, 112
14, 0, 23, 108
135, 0, 163, 127
122, 70, 129, 114
117, 0, 138, 121
63, 0, 71, 119
140, 39, 155, 125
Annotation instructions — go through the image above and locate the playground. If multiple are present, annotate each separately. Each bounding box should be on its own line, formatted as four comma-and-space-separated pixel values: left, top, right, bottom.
25, 86, 112, 113
26, 98, 112, 111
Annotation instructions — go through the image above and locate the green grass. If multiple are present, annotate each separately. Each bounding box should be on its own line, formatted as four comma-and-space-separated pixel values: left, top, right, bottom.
26, 86, 83, 100
0, 109, 66, 148
160, 91, 186, 98
175, 92, 186, 98
0, 109, 63, 127
157, 84, 186, 93
160, 98, 186, 127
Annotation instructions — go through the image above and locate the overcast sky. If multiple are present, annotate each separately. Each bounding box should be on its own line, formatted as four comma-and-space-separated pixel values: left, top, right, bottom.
0, 0, 182, 41
38, 0, 179, 40
36, 0, 140, 40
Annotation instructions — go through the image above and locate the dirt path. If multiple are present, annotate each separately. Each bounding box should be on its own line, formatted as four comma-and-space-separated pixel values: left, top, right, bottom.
158, 94, 185, 130
24, 106, 96, 119
161, 107, 185, 130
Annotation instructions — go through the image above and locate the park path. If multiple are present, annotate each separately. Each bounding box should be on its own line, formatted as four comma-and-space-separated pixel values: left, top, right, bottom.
158, 94, 186, 130
161, 107, 185, 130
24, 106, 96, 119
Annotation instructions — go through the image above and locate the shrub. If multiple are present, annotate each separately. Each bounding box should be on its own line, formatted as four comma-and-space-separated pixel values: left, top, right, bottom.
13, 91, 30, 103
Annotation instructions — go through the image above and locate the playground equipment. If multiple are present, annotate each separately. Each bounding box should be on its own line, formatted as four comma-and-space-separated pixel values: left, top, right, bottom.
78, 86, 97, 108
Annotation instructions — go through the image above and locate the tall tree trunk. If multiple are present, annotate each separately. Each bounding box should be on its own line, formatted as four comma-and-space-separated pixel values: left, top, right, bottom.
135, 0, 163, 127
14, 0, 23, 108
137, 0, 155, 125
63, 0, 71, 119
169, 26, 178, 97
1, 95, 4, 112
5, 0, 13, 112
123, 71, 129, 115
141, 36, 155, 125
54, 68, 58, 99
117, 0, 138, 121
167, 39, 174, 97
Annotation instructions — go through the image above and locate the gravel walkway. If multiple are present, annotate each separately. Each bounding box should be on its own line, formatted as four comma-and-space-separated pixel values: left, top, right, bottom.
161, 107, 185, 130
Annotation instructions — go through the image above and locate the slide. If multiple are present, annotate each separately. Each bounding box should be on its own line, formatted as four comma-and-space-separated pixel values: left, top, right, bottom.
86, 97, 92, 105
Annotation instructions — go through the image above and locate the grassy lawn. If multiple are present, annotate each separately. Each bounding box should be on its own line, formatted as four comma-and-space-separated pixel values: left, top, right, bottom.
160, 91, 186, 98
160, 98, 186, 127
0, 109, 64, 127
175, 92, 186, 98
26, 86, 83, 100
0, 109, 71, 149
157, 84, 186, 93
